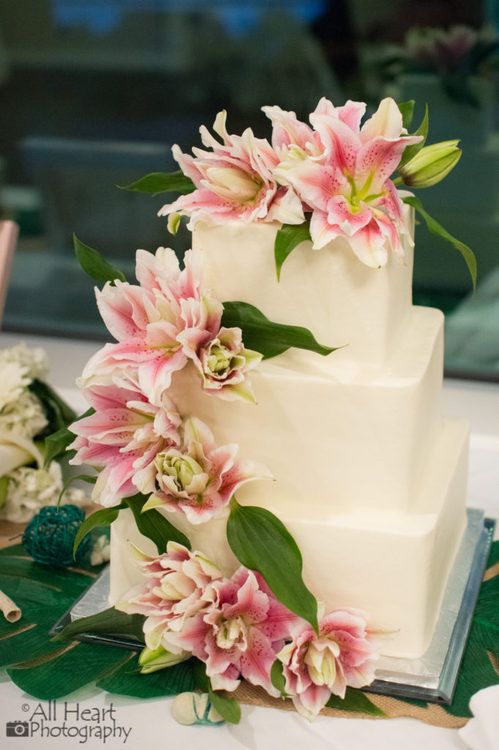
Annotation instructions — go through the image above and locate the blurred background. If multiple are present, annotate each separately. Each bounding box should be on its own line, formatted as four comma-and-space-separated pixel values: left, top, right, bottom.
0, 0, 498, 380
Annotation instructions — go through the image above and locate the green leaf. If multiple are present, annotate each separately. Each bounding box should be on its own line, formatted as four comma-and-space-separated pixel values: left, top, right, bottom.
403, 195, 477, 289
270, 659, 287, 697
73, 504, 125, 556
227, 501, 318, 631
222, 301, 338, 360
191, 659, 210, 692
53, 606, 145, 644
400, 104, 429, 166
397, 100, 415, 130
8, 642, 129, 700
209, 689, 241, 724
97, 654, 196, 698
274, 221, 311, 281
119, 170, 195, 196
73, 234, 127, 284
125, 494, 191, 552
326, 688, 385, 716
29, 379, 77, 435
445, 569, 499, 717
43, 426, 74, 466
43, 407, 94, 466
0, 475, 9, 509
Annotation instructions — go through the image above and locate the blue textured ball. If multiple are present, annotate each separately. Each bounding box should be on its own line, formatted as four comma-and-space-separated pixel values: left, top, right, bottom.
23, 505, 91, 568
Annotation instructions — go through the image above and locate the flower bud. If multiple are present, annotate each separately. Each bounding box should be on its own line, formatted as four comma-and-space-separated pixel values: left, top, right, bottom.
400, 140, 461, 188
139, 645, 188, 674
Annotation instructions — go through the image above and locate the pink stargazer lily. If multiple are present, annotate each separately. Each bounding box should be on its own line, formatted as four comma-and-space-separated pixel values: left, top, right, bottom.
68, 382, 181, 506
143, 417, 273, 524
264, 97, 423, 267
278, 607, 378, 720
158, 110, 305, 229
80, 247, 223, 406
162, 567, 300, 694
116, 541, 222, 652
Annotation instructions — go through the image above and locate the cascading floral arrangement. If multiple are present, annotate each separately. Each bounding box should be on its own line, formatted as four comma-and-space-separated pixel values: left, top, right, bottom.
50, 96, 474, 723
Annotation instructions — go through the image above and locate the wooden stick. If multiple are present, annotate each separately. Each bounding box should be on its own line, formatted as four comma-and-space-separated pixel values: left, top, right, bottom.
0, 590, 21, 622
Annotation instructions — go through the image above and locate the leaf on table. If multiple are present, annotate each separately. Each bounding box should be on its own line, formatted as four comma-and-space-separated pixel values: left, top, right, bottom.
97, 654, 197, 698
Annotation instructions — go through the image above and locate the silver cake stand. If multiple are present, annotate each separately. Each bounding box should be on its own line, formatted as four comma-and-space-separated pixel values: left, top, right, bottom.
51, 508, 495, 704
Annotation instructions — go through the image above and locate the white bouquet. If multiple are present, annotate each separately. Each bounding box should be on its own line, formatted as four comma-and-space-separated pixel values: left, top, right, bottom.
0, 343, 86, 523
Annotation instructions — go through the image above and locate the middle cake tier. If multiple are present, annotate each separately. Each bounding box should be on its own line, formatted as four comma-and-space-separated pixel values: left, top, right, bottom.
170, 304, 444, 514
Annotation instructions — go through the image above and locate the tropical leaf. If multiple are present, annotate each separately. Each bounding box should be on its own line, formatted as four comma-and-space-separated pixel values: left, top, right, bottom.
118, 170, 195, 196
97, 654, 196, 698
125, 494, 191, 551
444, 559, 499, 717
221, 301, 337, 360
8, 642, 130, 700
74, 234, 127, 284
53, 606, 145, 644
227, 501, 318, 631
274, 221, 311, 281
403, 195, 477, 288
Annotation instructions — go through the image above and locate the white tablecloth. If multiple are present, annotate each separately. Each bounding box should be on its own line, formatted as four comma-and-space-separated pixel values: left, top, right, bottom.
0, 333, 498, 749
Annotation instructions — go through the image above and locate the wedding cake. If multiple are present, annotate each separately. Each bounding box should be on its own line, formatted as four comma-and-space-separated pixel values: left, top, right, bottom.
108, 209, 468, 658
70, 97, 474, 716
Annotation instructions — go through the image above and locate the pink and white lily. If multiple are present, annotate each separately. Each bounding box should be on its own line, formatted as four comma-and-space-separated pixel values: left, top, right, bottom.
265, 97, 422, 267
143, 417, 272, 524
278, 607, 378, 720
80, 247, 223, 406
163, 567, 300, 694
116, 541, 222, 652
158, 110, 305, 229
68, 382, 181, 506
193, 327, 262, 403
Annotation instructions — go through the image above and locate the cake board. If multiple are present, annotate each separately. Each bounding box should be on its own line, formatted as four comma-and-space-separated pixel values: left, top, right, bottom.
50, 509, 495, 704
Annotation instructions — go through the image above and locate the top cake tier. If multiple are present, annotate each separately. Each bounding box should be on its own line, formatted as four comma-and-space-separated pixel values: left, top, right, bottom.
192, 208, 414, 370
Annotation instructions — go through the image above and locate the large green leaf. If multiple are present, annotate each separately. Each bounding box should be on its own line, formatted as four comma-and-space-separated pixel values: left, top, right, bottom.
73, 234, 127, 284
119, 171, 195, 196
274, 221, 311, 281
403, 195, 477, 288
445, 570, 499, 717
97, 654, 196, 698
125, 494, 191, 551
221, 301, 337, 360
226, 501, 318, 631
8, 642, 130, 700
53, 606, 145, 643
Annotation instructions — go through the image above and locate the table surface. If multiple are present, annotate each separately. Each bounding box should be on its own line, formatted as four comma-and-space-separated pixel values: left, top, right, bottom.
0, 331, 498, 749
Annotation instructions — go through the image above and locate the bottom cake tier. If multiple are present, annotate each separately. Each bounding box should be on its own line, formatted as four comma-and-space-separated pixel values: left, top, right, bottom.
109, 417, 468, 659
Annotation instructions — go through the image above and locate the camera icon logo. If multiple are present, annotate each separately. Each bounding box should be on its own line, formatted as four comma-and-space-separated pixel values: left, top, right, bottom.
5, 721, 30, 737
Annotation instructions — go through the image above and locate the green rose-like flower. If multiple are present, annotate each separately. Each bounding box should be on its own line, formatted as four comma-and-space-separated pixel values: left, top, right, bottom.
197, 327, 262, 403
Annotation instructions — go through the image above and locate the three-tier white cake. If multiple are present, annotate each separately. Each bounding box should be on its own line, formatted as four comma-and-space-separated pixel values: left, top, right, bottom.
109, 206, 468, 659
